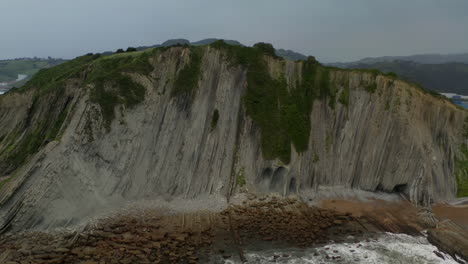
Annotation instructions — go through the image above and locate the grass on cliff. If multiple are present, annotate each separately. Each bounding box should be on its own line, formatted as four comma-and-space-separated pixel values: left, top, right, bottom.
211, 40, 333, 163
0, 58, 66, 83
236, 167, 246, 187
0, 177, 11, 190
0, 92, 72, 177
328, 65, 453, 103
172, 47, 203, 98
338, 85, 350, 107
18, 54, 100, 94
365, 83, 377, 93
455, 144, 468, 197
464, 116, 468, 139
345, 67, 450, 100
17, 49, 154, 131
0, 50, 155, 175
457, 118, 468, 197
87, 51, 153, 129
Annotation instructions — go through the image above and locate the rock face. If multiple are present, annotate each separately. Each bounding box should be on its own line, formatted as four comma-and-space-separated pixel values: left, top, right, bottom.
0, 44, 466, 232
0, 196, 427, 264
428, 221, 468, 262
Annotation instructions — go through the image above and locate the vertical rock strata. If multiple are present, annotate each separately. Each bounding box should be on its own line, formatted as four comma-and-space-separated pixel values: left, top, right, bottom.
0, 44, 466, 231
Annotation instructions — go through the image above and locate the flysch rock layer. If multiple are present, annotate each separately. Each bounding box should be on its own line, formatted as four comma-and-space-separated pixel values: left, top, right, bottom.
0, 46, 466, 232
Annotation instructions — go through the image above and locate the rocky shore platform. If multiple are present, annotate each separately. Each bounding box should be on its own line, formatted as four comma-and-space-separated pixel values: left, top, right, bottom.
0, 194, 466, 263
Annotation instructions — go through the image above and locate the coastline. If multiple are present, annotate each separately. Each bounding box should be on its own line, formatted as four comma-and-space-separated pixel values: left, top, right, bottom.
1, 193, 466, 263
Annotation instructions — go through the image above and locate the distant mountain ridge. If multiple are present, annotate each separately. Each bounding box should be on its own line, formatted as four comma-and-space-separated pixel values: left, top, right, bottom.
101, 38, 243, 56
331, 53, 468, 67
329, 52, 468, 95
330, 60, 468, 95
0, 57, 66, 88
275, 49, 308, 61
103, 38, 308, 61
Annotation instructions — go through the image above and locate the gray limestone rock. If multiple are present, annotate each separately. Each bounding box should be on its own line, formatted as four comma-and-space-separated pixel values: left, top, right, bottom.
0, 46, 466, 232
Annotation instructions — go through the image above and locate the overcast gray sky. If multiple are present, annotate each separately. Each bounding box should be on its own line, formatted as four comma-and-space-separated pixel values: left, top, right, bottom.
1, 0, 467, 62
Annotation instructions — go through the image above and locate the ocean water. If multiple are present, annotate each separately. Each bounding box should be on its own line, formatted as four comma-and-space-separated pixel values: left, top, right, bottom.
459, 102, 468, 108
226, 233, 464, 264
454, 101, 468, 108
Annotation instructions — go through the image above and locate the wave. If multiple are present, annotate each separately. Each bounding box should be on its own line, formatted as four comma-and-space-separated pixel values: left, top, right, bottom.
232, 233, 463, 264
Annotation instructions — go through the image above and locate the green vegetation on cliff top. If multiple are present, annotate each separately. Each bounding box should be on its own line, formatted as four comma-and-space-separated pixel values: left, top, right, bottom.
456, 144, 468, 197
347, 60, 468, 95
457, 118, 468, 197
16, 49, 154, 130
1, 49, 156, 176
0, 90, 71, 177
0, 58, 66, 84
18, 54, 99, 94
87, 50, 153, 129
211, 40, 334, 163
172, 47, 203, 98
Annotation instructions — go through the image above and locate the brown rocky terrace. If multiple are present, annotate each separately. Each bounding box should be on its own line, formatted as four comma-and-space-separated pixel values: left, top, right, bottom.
0, 194, 466, 263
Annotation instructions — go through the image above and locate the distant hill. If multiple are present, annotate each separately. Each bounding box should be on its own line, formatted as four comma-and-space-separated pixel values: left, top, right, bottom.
275, 49, 307, 61
107, 38, 307, 61
343, 60, 468, 95
160, 38, 190, 46
332, 53, 468, 66
102, 38, 244, 55
191, 38, 242, 46
0, 58, 66, 88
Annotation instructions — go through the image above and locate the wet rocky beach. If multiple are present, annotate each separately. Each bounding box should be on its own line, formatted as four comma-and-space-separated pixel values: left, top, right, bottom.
0, 195, 465, 263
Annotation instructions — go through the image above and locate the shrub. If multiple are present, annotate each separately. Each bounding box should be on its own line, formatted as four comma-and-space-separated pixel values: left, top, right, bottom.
365, 83, 377, 93
386, 72, 398, 78
319, 68, 332, 99
455, 144, 468, 197
338, 86, 349, 107
313, 153, 320, 163
326, 132, 333, 152
306, 56, 318, 64
116, 49, 124, 54
126, 47, 137, 52
253, 42, 278, 58
86, 52, 153, 130
211, 109, 219, 130
464, 117, 468, 139
236, 168, 246, 187
172, 47, 203, 98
